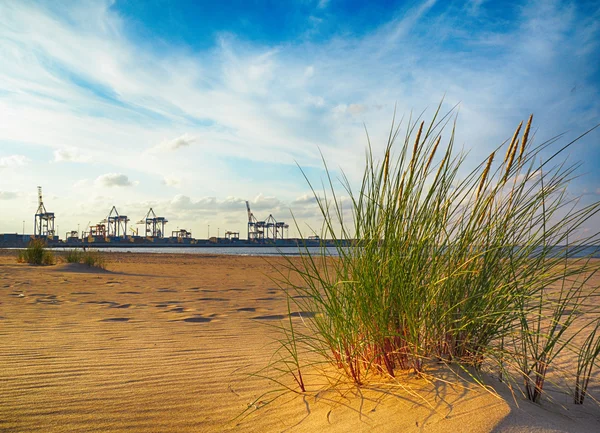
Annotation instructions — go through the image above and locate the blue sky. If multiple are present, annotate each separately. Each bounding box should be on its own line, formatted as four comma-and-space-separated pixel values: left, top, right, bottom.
0, 0, 599, 238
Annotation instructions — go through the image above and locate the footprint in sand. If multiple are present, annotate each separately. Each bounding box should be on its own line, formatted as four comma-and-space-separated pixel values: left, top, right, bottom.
109, 303, 131, 309
118, 291, 141, 295
157, 288, 177, 293
34, 294, 61, 305
101, 317, 130, 322
87, 300, 119, 307
236, 307, 256, 312
251, 312, 317, 320
289, 311, 317, 318
155, 301, 182, 308
251, 314, 286, 320
182, 316, 212, 323
71, 292, 95, 295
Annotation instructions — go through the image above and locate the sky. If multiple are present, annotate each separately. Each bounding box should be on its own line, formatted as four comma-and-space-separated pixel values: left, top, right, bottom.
0, 0, 599, 239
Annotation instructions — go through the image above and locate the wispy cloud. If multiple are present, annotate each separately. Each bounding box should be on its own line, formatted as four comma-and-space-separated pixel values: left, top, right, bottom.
95, 173, 134, 188
53, 148, 91, 163
153, 133, 196, 152
0, 155, 29, 168
162, 176, 182, 187
0, 191, 19, 200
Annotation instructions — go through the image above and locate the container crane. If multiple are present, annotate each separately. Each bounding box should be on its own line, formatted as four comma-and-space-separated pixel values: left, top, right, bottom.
246, 201, 262, 241
137, 208, 167, 238
34, 186, 55, 237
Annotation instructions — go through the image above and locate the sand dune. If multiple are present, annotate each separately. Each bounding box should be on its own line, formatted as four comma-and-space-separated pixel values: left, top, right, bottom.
1, 251, 599, 432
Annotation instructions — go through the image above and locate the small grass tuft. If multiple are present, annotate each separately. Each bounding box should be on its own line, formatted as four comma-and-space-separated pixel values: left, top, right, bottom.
17, 239, 55, 265
61, 249, 107, 270
64, 249, 84, 263
82, 250, 106, 269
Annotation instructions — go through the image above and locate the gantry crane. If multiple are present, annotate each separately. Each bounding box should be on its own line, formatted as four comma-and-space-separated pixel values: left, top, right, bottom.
246, 201, 263, 241
137, 208, 167, 238
106, 206, 129, 238
34, 186, 55, 237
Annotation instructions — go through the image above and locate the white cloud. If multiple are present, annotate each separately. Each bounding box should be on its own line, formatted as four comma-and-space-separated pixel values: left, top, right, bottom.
250, 193, 281, 211
304, 65, 315, 78
53, 148, 90, 162
0, 155, 29, 168
154, 133, 196, 151
72, 179, 91, 189
0, 191, 18, 200
95, 173, 134, 187
162, 176, 181, 187
292, 193, 319, 205
306, 95, 325, 107
347, 104, 366, 115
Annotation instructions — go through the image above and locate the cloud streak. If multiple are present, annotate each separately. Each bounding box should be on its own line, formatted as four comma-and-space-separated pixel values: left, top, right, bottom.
0, 155, 29, 168
95, 173, 134, 188
153, 134, 196, 152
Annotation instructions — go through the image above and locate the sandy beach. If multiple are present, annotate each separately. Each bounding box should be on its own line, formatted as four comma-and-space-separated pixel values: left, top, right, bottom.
1, 251, 600, 432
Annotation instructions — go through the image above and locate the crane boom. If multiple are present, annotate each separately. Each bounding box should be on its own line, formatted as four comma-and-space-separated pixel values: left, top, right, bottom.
245, 201, 252, 222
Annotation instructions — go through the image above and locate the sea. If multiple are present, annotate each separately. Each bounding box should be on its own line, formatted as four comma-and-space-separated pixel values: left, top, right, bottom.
50, 246, 339, 256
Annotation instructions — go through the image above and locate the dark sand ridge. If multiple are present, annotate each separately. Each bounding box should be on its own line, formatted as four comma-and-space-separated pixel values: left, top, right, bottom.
1, 250, 600, 432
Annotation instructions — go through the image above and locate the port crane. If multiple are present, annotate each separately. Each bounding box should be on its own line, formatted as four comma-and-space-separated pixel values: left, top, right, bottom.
137, 208, 167, 238
246, 201, 263, 241
34, 186, 55, 237
106, 206, 129, 238
245, 201, 288, 241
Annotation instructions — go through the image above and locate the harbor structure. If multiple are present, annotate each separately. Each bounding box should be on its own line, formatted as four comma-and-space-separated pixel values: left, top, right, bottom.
34, 186, 55, 238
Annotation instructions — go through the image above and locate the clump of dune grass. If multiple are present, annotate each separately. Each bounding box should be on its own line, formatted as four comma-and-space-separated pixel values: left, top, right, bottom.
82, 250, 106, 269
17, 239, 54, 265
64, 249, 84, 263
62, 249, 106, 269
270, 106, 600, 406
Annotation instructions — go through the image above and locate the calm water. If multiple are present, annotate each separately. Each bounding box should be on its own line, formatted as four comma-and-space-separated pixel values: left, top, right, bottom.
48, 245, 600, 258
51, 246, 340, 256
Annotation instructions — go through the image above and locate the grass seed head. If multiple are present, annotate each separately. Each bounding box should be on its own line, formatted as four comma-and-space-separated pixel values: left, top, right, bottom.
424, 135, 442, 174
519, 114, 533, 162
504, 121, 523, 163
410, 121, 425, 172
477, 151, 495, 199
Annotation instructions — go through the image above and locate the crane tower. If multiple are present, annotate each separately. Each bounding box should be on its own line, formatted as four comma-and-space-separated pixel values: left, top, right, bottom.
34, 186, 55, 238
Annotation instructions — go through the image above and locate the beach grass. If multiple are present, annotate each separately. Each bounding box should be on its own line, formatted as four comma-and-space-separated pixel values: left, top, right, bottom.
17, 239, 55, 265
81, 250, 106, 269
63, 249, 107, 269
271, 106, 600, 405
65, 249, 84, 263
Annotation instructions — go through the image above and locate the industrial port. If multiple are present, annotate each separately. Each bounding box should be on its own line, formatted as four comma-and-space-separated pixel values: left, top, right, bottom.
0, 187, 330, 248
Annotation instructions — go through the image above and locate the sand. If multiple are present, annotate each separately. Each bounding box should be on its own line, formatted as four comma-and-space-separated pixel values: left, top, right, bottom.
1, 250, 599, 432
